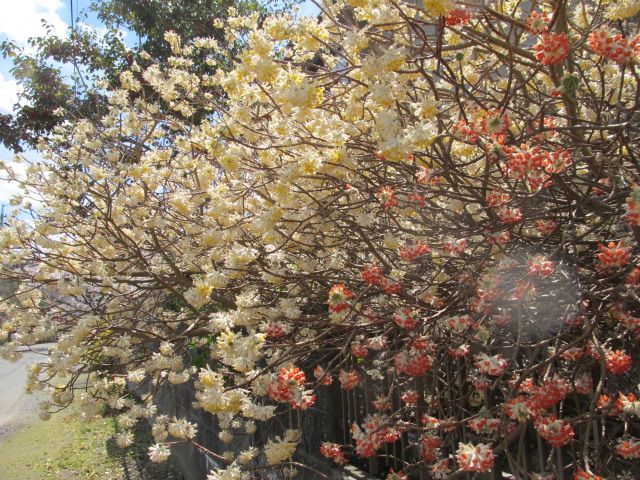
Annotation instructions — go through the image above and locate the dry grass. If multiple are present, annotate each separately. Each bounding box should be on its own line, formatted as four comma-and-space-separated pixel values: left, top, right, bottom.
0, 405, 123, 480
0, 403, 182, 480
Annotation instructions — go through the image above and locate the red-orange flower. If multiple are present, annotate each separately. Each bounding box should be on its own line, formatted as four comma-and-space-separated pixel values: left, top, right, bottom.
534, 33, 570, 65
596, 241, 631, 271
605, 350, 633, 375
456, 443, 495, 472
535, 416, 574, 447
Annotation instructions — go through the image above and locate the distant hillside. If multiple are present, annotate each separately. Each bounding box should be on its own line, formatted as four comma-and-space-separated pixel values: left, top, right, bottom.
0, 279, 18, 301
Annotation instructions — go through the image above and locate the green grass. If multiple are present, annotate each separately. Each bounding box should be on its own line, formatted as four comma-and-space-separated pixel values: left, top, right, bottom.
0, 405, 127, 480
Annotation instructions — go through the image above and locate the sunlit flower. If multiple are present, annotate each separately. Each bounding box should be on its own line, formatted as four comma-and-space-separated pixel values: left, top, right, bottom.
456, 442, 495, 472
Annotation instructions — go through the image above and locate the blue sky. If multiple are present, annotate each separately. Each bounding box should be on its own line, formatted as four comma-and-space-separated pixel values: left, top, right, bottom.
0, 0, 319, 215
0, 0, 88, 213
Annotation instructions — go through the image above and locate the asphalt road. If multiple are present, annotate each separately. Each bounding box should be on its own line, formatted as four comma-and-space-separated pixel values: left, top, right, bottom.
0, 343, 51, 441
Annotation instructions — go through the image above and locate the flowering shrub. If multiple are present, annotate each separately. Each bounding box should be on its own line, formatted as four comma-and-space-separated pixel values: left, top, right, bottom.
1, 0, 640, 479
533, 33, 571, 65
588, 30, 640, 64
535, 416, 575, 447
320, 442, 346, 464
267, 366, 316, 410
455, 442, 495, 472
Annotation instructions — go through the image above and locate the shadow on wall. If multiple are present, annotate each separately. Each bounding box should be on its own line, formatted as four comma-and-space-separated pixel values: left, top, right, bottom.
152, 379, 368, 480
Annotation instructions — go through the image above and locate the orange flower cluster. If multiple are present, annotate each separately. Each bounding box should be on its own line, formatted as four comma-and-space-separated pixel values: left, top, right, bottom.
588, 30, 640, 64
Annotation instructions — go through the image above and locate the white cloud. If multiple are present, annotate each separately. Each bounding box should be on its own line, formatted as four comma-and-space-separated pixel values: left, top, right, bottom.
0, 72, 22, 114
0, 0, 67, 48
77, 21, 108, 39
0, 161, 28, 204
76, 21, 129, 48
0, 160, 42, 222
